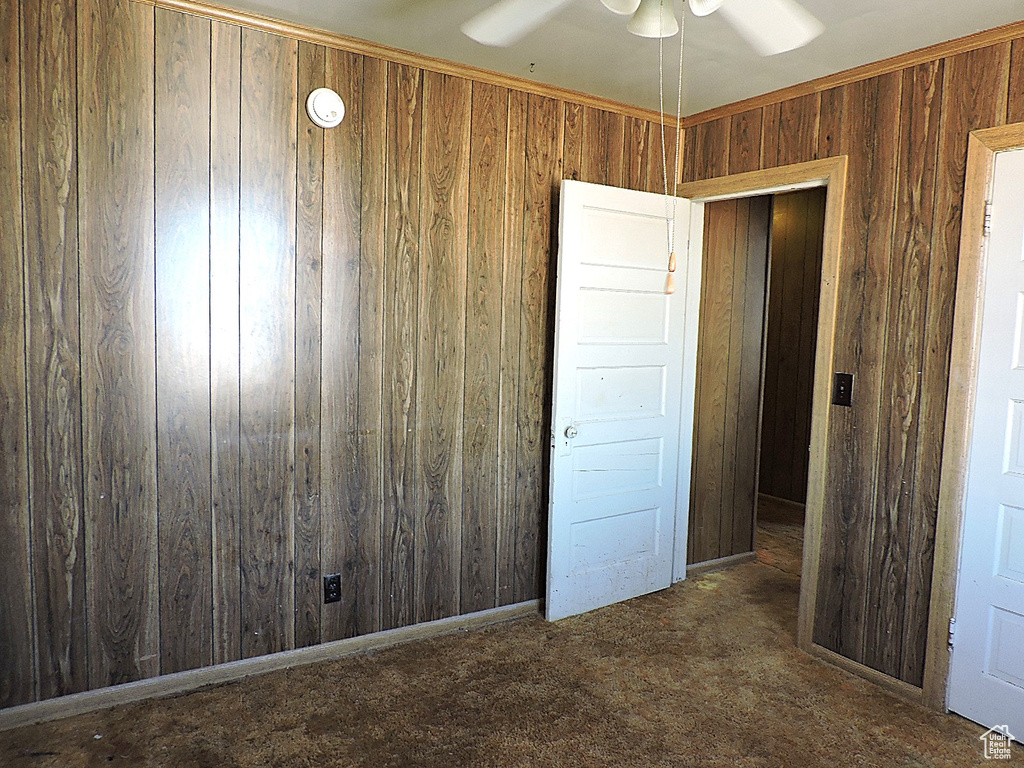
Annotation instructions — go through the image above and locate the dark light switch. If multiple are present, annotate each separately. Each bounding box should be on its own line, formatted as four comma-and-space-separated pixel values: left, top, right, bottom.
832, 372, 853, 407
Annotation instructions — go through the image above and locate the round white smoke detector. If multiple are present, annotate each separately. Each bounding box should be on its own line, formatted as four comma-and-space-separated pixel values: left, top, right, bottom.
306, 88, 345, 129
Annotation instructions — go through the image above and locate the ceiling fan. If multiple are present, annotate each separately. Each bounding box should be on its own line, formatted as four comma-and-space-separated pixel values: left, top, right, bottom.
461, 0, 824, 57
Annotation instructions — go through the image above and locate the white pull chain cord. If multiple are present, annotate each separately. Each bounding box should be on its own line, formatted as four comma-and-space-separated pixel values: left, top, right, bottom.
659, 1, 685, 293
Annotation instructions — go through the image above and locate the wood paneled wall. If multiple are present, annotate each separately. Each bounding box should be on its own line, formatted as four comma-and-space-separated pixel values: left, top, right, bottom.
759, 188, 826, 505
0, 0, 678, 708
688, 197, 771, 565
682, 37, 1022, 687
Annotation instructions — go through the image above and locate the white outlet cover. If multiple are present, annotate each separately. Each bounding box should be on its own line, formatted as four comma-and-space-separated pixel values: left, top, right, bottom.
306, 88, 345, 129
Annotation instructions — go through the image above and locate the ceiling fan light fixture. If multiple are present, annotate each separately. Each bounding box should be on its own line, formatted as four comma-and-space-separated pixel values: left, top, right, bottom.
601, 0, 641, 14
688, 0, 725, 16
627, 0, 679, 38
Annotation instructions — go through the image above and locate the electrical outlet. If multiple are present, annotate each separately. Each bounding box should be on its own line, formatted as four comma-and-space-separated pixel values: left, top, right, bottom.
323, 574, 341, 604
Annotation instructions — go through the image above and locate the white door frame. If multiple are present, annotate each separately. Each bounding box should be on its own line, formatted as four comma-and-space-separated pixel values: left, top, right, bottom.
677, 155, 848, 661
929, 122, 1024, 710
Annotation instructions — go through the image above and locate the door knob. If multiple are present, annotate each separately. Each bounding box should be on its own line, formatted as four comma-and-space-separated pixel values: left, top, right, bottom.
564, 425, 578, 439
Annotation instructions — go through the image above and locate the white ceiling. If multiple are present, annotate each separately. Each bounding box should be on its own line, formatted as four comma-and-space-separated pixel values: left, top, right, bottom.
223, 0, 1023, 114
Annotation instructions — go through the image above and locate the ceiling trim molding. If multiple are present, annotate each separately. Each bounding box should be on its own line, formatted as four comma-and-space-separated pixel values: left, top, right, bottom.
134, 0, 668, 123
682, 20, 1024, 127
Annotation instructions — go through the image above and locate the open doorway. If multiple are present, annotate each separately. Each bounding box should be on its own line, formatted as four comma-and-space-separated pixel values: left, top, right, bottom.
756, 188, 827, 580
685, 187, 826, 583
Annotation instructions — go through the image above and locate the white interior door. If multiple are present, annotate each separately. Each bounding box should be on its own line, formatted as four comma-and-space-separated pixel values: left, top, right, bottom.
948, 147, 1024, 738
546, 179, 701, 622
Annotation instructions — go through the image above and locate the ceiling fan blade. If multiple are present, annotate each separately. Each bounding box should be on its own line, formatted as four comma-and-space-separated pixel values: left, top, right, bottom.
717, 0, 823, 56
461, 0, 575, 47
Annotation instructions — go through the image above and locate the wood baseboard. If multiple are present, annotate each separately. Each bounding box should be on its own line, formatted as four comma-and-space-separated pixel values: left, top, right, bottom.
757, 493, 806, 513
686, 551, 757, 577
0, 600, 540, 732
809, 643, 925, 706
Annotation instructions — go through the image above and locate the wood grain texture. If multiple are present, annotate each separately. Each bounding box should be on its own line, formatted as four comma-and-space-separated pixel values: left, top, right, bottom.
415, 71, 471, 624
0, 0, 35, 707
238, 28, 297, 658
624, 116, 650, 190
606, 112, 625, 188
862, 61, 942, 681
355, 53, 387, 636
728, 108, 762, 175
732, 196, 771, 554
514, 93, 561, 602
760, 102, 781, 169
20, 0, 88, 700
682, 19, 1024, 127
814, 73, 902, 661
562, 102, 583, 182
496, 90, 527, 607
209, 20, 242, 666
1008, 39, 1024, 124
381, 62, 422, 631
904, 43, 1010, 686
690, 202, 735, 563
775, 93, 820, 167
78, 0, 160, 688
463, 81, 508, 614
758, 190, 825, 504
692, 117, 730, 182
816, 87, 844, 159
319, 46, 363, 642
154, 7, 213, 674
581, 106, 610, 184
293, 41, 325, 649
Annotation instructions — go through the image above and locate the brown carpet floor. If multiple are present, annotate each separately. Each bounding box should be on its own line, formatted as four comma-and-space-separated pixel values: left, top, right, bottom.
1, 507, 998, 767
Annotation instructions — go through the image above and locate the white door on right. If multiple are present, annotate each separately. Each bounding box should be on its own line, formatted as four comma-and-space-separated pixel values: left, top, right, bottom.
948, 147, 1024, 738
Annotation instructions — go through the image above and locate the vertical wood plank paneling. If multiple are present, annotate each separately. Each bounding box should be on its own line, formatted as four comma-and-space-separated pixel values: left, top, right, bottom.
680, 124, 698, 184
514, 93, 561, 602
624, 116, 649, 190
356, 54, 386, 636
733, 196, 771, 553
771, 192, 810, 500
775, 92, 819, 166
814, 73, 901, 661
646, 119, 679, 195
320, 47, 363, 642
863, 60, 943, 680
0, 0, 35, 707
1007, 39, 1024, 124
581, 106, 610, 184
293, 40, 326, 649
690, 201, 735, 562
21, 0, 88, 699
693, 117, 730, 182
463, 81, 508, 614
758, 199, 784, 500
817, 87, 844, 159
904, 43, 1010, 685
789, 189, 825, 499
607, 112, 625, 188
154, 7, 213, 674
78, 0, 159, 688
238, 28, 297, 658
562, 102, 583, 182
416, 71, 471, 624
496, 90, 527, 607
381, 62, 422, 631
760, 102, 781, 168
729, 108, 763, 175
719, 199, 750, 552
209, 20, 242, 666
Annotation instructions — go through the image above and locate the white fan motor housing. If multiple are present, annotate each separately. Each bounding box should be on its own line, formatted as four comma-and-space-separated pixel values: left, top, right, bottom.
306, 88, 345, 128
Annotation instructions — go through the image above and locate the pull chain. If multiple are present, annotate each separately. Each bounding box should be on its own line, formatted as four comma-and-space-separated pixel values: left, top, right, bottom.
659, 1, 685, 294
